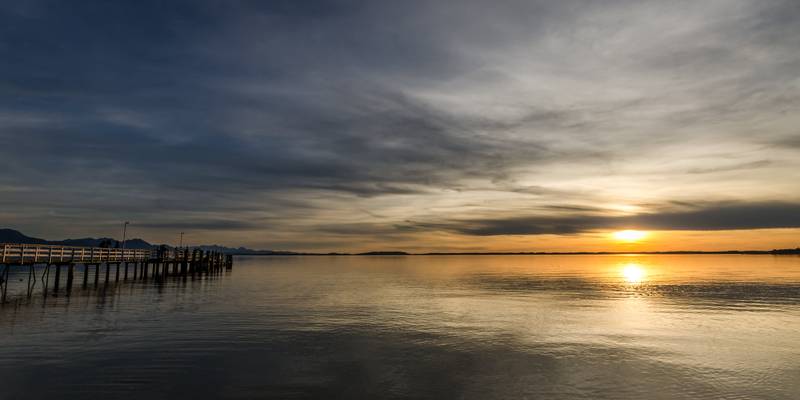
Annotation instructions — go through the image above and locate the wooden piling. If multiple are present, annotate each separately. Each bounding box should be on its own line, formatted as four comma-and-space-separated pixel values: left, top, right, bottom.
1, 264, 9, 302
66, 264, 74, 292
53, 264, 61, 292
27, 265, 35, 297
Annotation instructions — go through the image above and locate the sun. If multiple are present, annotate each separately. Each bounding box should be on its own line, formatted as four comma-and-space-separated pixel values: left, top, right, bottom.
612, 230, 648, 242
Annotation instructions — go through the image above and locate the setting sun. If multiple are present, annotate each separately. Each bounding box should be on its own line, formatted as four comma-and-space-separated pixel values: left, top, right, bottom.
613, 230, 648, 242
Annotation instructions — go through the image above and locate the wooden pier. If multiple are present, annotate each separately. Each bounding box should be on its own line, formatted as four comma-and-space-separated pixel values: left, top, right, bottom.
0, 244, 233, 302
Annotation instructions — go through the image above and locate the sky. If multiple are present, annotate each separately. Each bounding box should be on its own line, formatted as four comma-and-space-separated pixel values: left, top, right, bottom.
1, 0, 799, 252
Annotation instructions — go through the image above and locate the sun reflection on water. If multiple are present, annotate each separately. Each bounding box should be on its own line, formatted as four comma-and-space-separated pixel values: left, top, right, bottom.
621, 263, 646, 283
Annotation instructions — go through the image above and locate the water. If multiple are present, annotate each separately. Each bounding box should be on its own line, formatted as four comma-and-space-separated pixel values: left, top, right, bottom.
2, 255, 800, 399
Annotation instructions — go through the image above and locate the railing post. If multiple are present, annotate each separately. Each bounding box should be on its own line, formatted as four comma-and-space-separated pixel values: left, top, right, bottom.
1, 244, 6, 263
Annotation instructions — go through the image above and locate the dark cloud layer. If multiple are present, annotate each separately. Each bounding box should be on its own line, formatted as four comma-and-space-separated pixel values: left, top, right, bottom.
1, 1, 799, 248
428, 202, 800, 236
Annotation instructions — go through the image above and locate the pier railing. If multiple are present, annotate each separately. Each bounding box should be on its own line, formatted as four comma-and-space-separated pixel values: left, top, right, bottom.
2, 244, 154, 264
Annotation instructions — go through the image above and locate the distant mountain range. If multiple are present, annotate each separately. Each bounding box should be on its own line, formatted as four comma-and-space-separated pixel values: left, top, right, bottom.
0, 228, 154, 249
0, 228, 287, 254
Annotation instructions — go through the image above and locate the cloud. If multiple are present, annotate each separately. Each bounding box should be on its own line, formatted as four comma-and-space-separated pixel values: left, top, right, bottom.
424, 202, 800, 236
687, 160, 772, 174
769, 135, 800, 149
135, 219, 263, 231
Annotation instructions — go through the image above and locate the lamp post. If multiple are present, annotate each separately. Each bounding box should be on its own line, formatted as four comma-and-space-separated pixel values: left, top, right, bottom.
121, 221, 129, 261
179, 232, 184, 249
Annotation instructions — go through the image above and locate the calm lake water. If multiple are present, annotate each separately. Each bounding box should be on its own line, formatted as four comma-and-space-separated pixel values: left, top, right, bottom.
2, 255, 800, 399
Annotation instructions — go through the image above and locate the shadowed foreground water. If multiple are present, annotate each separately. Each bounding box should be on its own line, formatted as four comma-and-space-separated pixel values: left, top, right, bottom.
2, 255, 800, 399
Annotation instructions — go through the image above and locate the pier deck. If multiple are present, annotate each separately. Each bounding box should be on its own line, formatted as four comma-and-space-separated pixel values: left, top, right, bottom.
0, 243, 233, 302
